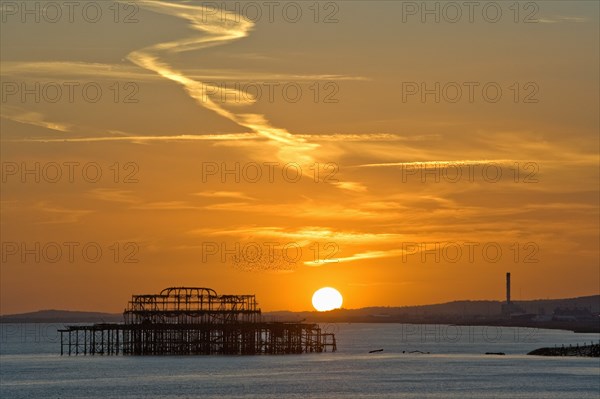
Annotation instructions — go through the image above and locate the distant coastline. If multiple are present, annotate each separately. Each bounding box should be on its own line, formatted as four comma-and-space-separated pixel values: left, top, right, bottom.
0, 309, 122, 324
2, 295, 598, 333
528, 343, 600, 357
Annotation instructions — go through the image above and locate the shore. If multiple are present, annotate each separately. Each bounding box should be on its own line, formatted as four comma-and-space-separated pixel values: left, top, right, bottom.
528, 343, 600, 357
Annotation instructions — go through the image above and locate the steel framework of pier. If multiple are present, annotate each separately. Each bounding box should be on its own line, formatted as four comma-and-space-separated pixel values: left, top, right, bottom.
59, 287, 336, 355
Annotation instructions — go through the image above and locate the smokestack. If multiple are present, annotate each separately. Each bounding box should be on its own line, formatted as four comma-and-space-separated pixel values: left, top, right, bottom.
506, 272, 511, 305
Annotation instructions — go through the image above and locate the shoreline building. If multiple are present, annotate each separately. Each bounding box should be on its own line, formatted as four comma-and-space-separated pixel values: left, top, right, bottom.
501, 273, 525, 317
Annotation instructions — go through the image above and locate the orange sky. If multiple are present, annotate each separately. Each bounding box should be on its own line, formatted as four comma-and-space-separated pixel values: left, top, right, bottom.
1, 1, 598, 314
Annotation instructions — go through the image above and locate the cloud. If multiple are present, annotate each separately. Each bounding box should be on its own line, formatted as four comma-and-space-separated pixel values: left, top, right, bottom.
33, 202, 94, 224
0, 20, 443, 166
332, 181, 368, 192
15, 133, 262, 143
134, 201, 205, 211
537, 16, 588, 24
304, 248, 405, 265
12, 132, 428, 144
0, 61, 157, 81
87, 189, 140, 204
189, 225, 408, 270
126, 0, 320, 167
0, 60, 365, 84
192, 191, 256, 201
1, 106, 72, 132
356, 159, 515, 168
201, 200, 385, 220
191, 225, 403, 244
296, 133, 439, 142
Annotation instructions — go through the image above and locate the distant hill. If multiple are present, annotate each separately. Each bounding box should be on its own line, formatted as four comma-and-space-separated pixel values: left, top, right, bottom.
2, 295, 598, 326
0, 309, 122, 323
264, 295, 600, 323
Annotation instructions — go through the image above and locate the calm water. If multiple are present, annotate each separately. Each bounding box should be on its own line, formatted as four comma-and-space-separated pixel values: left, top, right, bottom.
1, 323, 599, 398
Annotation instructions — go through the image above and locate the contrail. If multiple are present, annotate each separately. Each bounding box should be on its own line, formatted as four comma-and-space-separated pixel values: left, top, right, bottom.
127, 1, 318, 165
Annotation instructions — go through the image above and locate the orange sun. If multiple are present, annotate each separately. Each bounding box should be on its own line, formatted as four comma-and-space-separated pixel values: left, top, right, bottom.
312, 287, 343, 311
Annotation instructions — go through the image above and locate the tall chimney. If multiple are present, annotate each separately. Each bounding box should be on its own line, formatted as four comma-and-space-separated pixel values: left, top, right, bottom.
506, 272, 511, 305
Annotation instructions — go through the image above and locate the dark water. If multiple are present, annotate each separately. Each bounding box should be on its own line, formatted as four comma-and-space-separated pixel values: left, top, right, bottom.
1, 323, 599, 398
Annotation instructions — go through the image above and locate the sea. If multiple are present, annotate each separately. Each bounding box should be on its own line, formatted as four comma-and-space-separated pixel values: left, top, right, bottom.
1, 323, 599, 399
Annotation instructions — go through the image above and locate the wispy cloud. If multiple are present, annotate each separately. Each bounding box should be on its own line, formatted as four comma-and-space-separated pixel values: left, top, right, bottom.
332, 181, 368, 192
0, 61, 157, 81
537, 16, 588, 24
127, 0, 319, 166
191, 226, 403, 244
193, 191, 256, 201
201, 200, 384, 220
356, 159, 515, 168
33, 202, 94, 224
297, 133, 439, 142
87, 189, 140, 204
14, 133, 262, 143
12, 132, 427, 144
0, 61, 365, 83
305, 249, 405, 265
1, 106, 72, 132
135, 201, 205, 211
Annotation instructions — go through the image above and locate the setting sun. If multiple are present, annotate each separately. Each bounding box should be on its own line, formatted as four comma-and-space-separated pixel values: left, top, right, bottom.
312, 287, 343, 312
1, 1, 599, 397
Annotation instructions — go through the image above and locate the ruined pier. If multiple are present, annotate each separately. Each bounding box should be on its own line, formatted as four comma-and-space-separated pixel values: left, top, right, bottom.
59, 287, 336, 356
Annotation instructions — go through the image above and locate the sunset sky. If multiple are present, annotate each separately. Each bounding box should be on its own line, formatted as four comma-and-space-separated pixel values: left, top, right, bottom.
1, 1, 598, 314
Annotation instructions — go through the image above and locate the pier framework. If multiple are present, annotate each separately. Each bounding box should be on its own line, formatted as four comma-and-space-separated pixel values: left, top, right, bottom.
59, 287, 336, 355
